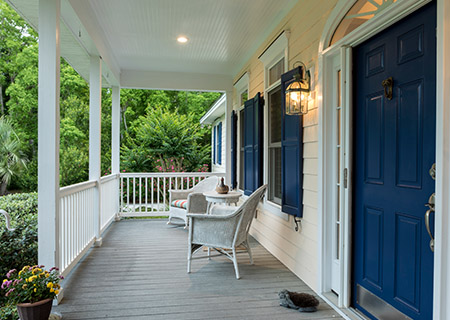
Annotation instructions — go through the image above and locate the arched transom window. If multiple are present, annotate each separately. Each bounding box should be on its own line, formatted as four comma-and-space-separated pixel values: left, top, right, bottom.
329, 0, 398, 46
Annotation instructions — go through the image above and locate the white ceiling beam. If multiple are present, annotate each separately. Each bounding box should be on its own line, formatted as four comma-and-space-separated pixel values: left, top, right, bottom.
68, 0, 120, 85
120, 70, 233, 92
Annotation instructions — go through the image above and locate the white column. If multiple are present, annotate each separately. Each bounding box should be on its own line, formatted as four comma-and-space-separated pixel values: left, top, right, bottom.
38, 0, 61, 269
111, 86, 120, 216
89, 56, 102, 246
111, 86, 120, 175
225, 90, 233, 185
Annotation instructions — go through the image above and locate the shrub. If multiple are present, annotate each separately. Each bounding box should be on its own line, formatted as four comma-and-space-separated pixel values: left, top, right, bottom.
0, 192, 38, 312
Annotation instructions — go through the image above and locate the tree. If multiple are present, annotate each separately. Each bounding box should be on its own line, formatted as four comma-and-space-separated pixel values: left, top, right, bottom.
0, 116, 27, 195
122, 105, 210, 172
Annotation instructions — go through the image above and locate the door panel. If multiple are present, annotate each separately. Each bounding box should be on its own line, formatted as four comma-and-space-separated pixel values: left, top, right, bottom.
353, 2, 436, 320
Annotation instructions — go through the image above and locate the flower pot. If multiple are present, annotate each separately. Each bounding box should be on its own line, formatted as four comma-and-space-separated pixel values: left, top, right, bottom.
16, 298, 53, 320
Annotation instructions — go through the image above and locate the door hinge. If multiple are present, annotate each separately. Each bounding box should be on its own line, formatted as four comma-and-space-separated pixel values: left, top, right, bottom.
344, 168, 348, 189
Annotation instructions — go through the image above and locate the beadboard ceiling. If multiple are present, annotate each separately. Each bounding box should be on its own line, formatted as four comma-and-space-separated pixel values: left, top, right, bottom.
7, 0, 298, 89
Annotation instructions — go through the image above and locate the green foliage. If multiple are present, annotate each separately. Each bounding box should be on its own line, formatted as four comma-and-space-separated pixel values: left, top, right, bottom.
0, 302, 17, 320
0, 116, 27, 194
0, 192, 38, 310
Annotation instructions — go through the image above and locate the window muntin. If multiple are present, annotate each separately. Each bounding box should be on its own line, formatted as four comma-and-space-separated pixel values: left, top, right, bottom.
330, 0, 398, 46
268, 86, 282, 205
269, 58, 285, 87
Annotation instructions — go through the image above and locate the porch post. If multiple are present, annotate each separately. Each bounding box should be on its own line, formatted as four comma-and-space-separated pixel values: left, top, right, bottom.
225, 90, 233, 185
89, 56, 102, 246
37, 0, 61, 269
111, 86, 120, 215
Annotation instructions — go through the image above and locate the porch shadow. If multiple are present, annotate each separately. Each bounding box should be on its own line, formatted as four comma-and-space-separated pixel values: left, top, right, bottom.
54, 220, 342, 319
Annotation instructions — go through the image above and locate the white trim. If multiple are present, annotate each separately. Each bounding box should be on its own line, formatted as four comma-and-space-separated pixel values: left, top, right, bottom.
434, 0, 450, 318
234, 72, 250, 102
200, 94, 226, 125
319, 0, 444, 316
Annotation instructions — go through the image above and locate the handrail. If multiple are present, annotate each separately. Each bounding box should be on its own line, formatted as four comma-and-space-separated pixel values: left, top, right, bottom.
120, 172, 225, 178
100, 173, 120, 183
59, 180, 97, 198
0, 209, 15, 231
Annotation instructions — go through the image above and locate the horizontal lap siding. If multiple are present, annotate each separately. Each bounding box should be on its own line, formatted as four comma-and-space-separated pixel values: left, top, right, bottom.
233, 0, 338, 291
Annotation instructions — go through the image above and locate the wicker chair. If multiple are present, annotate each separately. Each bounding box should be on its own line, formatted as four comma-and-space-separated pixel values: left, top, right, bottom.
167, 176, 219, 227
187, 184, 267, 279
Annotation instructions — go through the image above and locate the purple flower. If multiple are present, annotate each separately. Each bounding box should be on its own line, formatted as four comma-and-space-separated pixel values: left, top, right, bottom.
49, 267, 59, 272
5, 288, 15, 297
59, 275, 64, 280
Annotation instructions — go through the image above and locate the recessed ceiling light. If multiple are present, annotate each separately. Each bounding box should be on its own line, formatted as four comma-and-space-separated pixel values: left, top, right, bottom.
177, 36, 188, 43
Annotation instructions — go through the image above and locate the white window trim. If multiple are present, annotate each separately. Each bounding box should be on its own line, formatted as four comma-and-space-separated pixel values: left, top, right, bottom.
259, 31, 289, 220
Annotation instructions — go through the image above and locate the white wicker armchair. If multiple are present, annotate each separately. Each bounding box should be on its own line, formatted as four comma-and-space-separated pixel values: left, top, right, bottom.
167, 176, 219, 227
187, 184, 267, 279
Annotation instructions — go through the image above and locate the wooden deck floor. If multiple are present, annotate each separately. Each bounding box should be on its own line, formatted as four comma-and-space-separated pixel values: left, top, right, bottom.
54, 220, 342, 320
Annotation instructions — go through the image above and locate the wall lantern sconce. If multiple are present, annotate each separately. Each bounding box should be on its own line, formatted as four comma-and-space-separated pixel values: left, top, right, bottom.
285, 62, 311, 115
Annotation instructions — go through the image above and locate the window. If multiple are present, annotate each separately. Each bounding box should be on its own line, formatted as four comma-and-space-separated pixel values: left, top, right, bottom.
268, 87, 282, 204
213, 122, 222, 165
239, 109, 245, 190
330, 0, 398, 46
234, 72, 249, 191
259, 32, 287, 207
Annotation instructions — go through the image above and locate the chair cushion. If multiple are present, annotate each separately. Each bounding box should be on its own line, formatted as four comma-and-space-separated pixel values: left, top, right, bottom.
171, 199, 188, 209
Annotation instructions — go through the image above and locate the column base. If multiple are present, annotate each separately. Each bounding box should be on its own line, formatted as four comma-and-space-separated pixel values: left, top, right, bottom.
94, 237, 103, 247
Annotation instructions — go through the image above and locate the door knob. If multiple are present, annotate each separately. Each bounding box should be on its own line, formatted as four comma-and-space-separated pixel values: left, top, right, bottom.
425, 192, 435, 252
382, 77, 393, 100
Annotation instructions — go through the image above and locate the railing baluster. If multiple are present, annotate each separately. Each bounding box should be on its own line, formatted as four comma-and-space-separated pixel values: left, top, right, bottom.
145, 177, 148, 213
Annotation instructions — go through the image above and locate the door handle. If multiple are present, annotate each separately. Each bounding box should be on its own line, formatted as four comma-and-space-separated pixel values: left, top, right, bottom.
424, 206, 434, 252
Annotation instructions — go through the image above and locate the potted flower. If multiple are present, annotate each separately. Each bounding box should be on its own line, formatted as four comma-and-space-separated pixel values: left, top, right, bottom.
2, 265, 63, 320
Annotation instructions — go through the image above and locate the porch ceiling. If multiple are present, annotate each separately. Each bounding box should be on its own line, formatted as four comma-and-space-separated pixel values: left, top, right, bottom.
7, 0, 298, 91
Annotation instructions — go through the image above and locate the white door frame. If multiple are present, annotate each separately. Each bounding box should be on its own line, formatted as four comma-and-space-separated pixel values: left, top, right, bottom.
317, 0, 450, 318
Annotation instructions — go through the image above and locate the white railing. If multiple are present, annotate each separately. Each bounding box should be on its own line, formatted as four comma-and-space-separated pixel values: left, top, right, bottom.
59, 180, 97, 276
119, 172, 225, 217
100, 174, 119, 232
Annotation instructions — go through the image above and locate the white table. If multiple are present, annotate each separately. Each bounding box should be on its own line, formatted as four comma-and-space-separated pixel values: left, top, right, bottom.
203, 191, 242, 214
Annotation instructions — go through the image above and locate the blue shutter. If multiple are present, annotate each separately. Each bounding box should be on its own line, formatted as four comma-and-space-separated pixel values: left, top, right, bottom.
217, 122, 222, 165
231, 111, 238, 189
244, 98, 254, 195
281, 67, 303, 217
253, 93, 264, 189
213, 126, 216, 165
243, 93, 264, 196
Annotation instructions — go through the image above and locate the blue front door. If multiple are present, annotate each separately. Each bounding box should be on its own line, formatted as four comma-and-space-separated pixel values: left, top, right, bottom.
353, 2, 436, 319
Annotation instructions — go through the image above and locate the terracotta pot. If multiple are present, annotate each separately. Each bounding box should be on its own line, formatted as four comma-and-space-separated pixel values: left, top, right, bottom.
16, 298, 53, 320
216, 177, 229, 194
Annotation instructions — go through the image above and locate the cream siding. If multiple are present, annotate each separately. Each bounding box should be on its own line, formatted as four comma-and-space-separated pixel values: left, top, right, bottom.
233, 0, 338, 291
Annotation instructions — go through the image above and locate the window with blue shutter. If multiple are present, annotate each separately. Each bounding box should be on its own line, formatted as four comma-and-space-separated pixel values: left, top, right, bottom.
217, 122, 222, 165
281, 67, 304, 217
213, 126, 217, 164
231, 111, 238, 189
244, 93, 264, 196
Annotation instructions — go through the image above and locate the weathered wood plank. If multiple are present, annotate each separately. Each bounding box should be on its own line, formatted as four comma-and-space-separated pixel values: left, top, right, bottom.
54, 220, 342, 320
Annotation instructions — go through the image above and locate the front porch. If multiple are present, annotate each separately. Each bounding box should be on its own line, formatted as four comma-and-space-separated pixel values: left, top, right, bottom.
54, 219, 342, 320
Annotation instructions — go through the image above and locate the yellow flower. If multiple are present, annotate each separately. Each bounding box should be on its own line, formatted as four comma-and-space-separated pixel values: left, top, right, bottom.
45, 274, 50, 278
55, 290, 59, 295
50, 288, 54, 293
47, 282, 53, 289
2, 279, 7, 283
34, 288, 37, 293
22, 284, 27, 289
18, 270, 23, 275
32, 268, 41, 275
